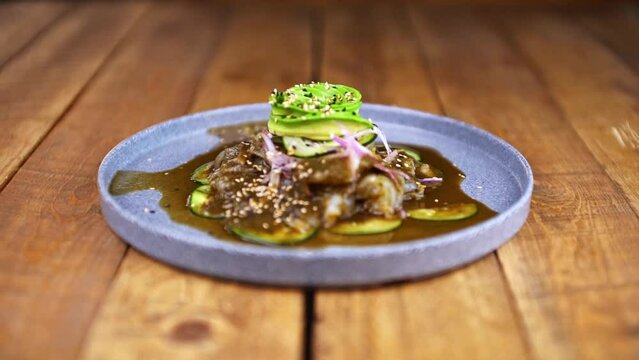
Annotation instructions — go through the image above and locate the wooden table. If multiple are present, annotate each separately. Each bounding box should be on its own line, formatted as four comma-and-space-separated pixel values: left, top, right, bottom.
1, 1, 638, 359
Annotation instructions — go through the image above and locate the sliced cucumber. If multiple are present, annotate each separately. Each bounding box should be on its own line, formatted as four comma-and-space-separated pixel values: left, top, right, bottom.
229, 224, 317, 245
408, 203, 478, 221
188, 185, 224, 219
329, 217, 402, 235
283, 133, 376, 158
282, 137, 338, 157
191, 161, 213, 184
399, 147, 421, 161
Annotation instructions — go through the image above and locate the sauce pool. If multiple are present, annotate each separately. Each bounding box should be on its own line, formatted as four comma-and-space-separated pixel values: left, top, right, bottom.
109, 122, 497, 247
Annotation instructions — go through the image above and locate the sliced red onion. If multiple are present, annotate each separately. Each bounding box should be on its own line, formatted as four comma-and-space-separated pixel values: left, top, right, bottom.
330, 134, 372, 159
356, 126, 396, 162
384, 149, 399, 163
261, 131, 276, 153
373, 163, 410, 186
373, 163, 399, 185
419, 177, 443, 184
372, 125, 392, 155
331, 135, 349, 148
353, 128, 375, 138
261, 130, 298, 187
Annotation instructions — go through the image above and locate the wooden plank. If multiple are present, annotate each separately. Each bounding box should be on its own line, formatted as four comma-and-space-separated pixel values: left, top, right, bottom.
314, 5, 528, 360
191, 4, 312, 110
318, 5, 440, 112
0, 1, 71, 67
82, 251, 303, 360
82, 5, 312, 359
316, 256, 528, 360
0, 3, 220, 359
493, 11, 639, 358
0, 2, 148, 191
571, 3, 639, 73
499, 176, 639, 360
500, 10, 639, 216
410, 7, 639, 359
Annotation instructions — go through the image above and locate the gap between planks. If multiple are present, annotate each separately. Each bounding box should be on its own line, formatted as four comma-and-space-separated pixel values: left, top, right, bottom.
81, 4, 315, 360
0, 2, 220, 359
0, 1, 73, 69
77, 3, 230, 352
481, 7, 639, 359
312, 3, 529, 360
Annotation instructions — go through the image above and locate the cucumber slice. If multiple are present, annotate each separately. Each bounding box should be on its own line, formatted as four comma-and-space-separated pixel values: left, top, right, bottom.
408, 203, 478, 221
400, 148, 421, 161
191, 161, 213, 184
229, 224, 317, 245
188, 185, 223, 219
329, 217, 402, 235
282, 137, 337, 158
283, 133, 376, 158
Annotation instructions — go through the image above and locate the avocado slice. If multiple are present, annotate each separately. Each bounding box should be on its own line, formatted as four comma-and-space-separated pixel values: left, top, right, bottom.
268, 117, 373, 141
268, 83, 373, 140
282, 133, 376, 158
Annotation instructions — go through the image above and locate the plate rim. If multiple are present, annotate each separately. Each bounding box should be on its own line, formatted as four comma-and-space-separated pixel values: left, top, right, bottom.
98, 103, 533, 261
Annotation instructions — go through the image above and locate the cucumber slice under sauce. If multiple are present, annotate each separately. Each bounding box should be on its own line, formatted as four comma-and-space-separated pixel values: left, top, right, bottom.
188, 185, 224, 219
329, 216, 403, 235
191, 161, 213, 185
408, 203, 478, 221
229, 224, 317, 245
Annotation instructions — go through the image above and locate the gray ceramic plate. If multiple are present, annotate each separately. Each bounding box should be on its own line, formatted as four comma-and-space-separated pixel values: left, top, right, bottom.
98, 103, 533, 286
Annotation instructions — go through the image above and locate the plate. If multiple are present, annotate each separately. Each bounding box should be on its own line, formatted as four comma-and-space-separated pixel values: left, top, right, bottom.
98, 103, 533, 286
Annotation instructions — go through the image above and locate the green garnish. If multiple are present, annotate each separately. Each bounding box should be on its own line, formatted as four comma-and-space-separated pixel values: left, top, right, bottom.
267, 83, 374, 140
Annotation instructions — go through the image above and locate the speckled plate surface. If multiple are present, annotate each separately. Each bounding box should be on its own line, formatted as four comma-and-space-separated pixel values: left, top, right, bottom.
98, 103, 533, 286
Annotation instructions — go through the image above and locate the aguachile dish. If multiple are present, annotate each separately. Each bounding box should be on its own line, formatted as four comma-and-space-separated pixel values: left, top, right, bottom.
181, 83, 493, 245
109, 83, 496, 246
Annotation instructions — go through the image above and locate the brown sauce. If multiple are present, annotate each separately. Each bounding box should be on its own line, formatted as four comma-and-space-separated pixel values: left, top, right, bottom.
109, 123, 497, 247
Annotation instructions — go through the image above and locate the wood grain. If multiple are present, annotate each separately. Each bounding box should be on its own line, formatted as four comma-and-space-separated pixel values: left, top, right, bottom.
500, 10, 639, 218
0, 2, 148, 191
319, 5, 439, 111
82, 251, 303, 360
0, 1, 71, 67
571, 3, 639, 73
0, 2, 220, 359
192, 5, 313, 110
494, 12, 639, 358
314, 5, 528, 360
1, 2, 637, 359
411, 7, 639, 359
82, 5, 313, 360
